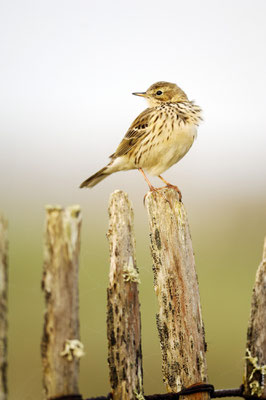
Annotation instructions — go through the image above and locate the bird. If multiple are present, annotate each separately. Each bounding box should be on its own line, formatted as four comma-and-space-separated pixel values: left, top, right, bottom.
80, 81, 202, 200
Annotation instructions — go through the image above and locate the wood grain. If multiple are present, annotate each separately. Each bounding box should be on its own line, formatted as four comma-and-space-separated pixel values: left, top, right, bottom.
145, 189, 208, 400
41, 205, 82, 399
107, 190, 143, 400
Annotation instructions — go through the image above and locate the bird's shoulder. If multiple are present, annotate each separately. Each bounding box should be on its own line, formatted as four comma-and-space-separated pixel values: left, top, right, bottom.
109, 107, 159, 159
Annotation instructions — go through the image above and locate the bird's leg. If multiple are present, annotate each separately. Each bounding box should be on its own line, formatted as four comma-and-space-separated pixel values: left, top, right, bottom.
139, 169, 170, 205
138, 168, 156, 191
158, 175, 182, 202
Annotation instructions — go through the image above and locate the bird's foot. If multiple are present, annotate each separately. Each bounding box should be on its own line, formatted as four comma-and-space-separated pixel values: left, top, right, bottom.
161, 184, 182, 202
157, 175, 182, 202
143, 185, 170, 205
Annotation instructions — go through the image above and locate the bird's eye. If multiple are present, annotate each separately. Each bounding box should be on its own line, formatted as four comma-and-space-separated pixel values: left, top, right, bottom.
156, 90, 163, 95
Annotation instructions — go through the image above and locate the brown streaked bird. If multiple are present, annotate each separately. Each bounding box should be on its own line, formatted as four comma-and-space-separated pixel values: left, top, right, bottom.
80, 81, 202, 200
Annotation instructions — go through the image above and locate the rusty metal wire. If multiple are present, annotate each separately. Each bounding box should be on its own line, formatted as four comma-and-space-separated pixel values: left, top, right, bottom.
50, 384, 266, 400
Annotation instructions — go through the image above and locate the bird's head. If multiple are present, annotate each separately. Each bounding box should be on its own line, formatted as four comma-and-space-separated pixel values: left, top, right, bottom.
133, 81, 188, 107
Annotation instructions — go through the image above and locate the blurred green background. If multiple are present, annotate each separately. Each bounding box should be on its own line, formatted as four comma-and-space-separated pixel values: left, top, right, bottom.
1, 0, 266, 398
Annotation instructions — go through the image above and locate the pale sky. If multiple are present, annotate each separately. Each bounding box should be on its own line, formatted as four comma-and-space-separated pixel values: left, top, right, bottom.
1, 0, 266, 211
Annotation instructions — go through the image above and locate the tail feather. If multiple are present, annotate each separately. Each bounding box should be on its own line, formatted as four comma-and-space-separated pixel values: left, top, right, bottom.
80, 165, 110, 188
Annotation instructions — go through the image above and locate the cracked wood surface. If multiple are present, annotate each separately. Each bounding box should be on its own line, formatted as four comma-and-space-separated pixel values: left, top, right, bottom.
42, 205, 82, 399
145, 189, 209, 400
244, 238, 266, 398
107, 190, 143, 400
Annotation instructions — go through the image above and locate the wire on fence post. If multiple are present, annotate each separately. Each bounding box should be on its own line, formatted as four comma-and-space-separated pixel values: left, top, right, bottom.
244, 237, 266, 398
41, 205, 83, 400
0, 215, 8, 400
107, 190, 143, 400
145, 189, 209, 400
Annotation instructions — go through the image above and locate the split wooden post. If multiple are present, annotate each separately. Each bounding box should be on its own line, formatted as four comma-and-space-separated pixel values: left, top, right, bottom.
107, 190, 143, 400
0, 216, 8, 400
244, 237, 266, 398
41, 205, 83, 400
145, 189, 209, 399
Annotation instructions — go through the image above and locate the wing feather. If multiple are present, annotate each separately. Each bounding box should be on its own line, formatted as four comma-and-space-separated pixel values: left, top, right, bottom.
110, 108, 156, 158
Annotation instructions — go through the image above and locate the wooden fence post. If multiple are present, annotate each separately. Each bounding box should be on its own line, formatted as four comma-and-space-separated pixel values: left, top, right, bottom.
244, 237, 266, 398
0, 216, 8, 400
107, 190, 143, 400
145, 189, 209, 399
41, 205, 83, 400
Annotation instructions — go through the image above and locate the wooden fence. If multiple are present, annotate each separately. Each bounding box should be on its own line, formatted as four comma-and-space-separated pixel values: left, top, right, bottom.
0, 189, 265, 400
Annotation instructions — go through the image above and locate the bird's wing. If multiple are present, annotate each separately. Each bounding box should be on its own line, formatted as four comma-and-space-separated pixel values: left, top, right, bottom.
110, 107, 157, 158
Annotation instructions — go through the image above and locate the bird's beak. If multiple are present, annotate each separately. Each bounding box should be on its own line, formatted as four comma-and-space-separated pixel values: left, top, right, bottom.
132, 92, 147, 97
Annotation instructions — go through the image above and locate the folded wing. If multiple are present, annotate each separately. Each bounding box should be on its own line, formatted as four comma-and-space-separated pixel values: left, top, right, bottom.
110, 107, 157, 158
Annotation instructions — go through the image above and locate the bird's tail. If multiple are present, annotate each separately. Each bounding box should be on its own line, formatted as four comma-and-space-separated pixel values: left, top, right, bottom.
79, 164, 112, 188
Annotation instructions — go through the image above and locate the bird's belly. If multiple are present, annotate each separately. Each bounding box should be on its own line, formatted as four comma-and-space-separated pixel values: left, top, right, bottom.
143, 123, 196, 176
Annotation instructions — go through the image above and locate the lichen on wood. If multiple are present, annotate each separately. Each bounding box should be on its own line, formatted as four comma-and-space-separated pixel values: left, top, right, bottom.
0, 215, 8, 400
244, 238, 266, 398
107, 190, 143, 400
41, 205, 82, 399
145, 189, 208, 399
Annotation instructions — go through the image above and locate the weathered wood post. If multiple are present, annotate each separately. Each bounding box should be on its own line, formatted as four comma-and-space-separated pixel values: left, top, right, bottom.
145, 189, 209, 400
107, 190, 143, 400
41, 205, 83, 400
0, 216, 8, 400
244, 238, 266, 398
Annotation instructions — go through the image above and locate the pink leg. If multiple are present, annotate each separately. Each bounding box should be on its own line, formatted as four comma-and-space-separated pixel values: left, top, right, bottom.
139, 169, 170, 204
138, 168, 156, 191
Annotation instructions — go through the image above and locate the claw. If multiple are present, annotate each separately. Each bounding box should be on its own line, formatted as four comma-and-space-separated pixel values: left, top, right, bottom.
143, 186, 170, 206
139, 169, 179, 205
162, 184, 182, 202
158, 175, 182, 202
